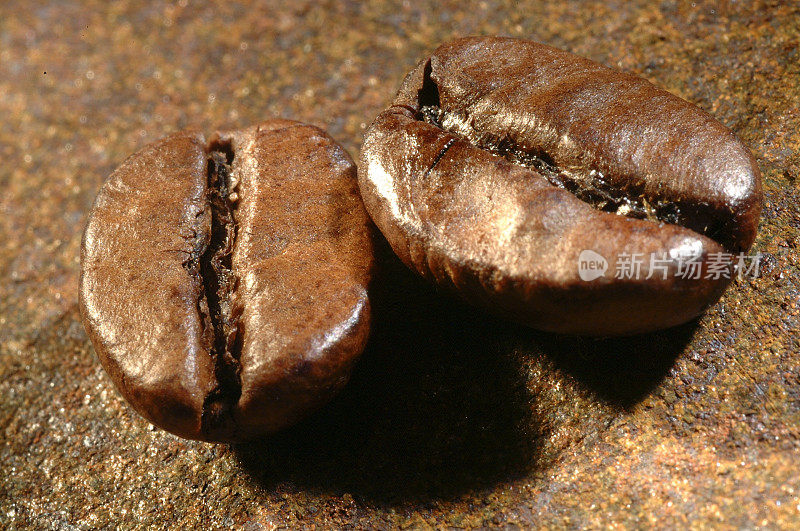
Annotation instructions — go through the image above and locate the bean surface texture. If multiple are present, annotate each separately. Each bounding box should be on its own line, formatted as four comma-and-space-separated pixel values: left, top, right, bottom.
359, 36, 761, 335
80, 120, 374, 441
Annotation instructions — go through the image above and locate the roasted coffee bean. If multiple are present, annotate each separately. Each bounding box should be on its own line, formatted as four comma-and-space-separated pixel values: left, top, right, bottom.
359, 37, 761, 336
80, 120, 375, 441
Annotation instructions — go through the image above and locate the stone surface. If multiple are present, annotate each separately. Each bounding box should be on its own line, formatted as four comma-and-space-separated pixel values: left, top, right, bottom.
1, 0, 798, 528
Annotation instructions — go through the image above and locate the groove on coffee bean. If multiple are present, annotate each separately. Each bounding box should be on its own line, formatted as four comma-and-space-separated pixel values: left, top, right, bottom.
415, 67, 737, 247
420, 102, 685, 221
198, 139, 243, 440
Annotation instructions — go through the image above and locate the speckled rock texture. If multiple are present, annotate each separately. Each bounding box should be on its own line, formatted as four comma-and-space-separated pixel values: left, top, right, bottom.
1, 1, 798, 528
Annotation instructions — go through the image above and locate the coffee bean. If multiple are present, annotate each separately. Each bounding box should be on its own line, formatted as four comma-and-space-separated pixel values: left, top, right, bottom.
80, 120, 375, 441
359, 37, 762, 336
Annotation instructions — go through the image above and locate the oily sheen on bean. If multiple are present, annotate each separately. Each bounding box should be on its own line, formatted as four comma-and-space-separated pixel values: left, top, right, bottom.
359, 37, 761, 336
80, 120, 375, 442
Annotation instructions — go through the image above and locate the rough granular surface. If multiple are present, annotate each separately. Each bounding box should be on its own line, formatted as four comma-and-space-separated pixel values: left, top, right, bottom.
2, 1, 799, 528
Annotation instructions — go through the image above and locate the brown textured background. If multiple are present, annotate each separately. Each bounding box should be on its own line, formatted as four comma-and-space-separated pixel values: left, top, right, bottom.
1, 0, 799, 528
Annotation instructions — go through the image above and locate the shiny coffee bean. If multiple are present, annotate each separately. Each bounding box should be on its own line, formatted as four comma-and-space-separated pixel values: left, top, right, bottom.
359, 37, 761, 336
80, 120, 375, 441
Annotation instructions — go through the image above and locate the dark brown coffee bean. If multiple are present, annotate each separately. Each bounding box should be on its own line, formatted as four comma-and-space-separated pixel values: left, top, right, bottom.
359, 37, 761, 336
80, 120, 375, 441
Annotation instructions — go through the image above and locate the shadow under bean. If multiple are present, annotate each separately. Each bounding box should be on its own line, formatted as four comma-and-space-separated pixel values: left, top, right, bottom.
234, 239, 694, 503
